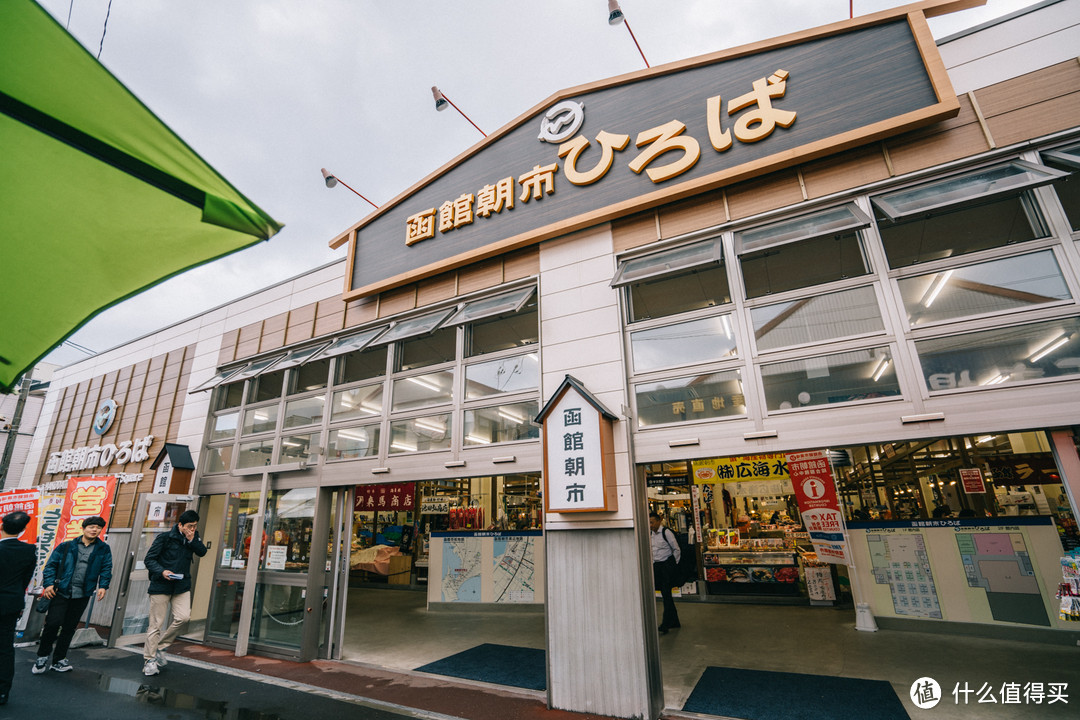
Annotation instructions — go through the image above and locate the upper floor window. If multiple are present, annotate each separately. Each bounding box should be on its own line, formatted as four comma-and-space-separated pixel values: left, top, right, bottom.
736, 204, 872, 298
751, 285, 884, 352
872, 161, 1064, 268
450, 287, 538, 357
614, 238, 730, 322
1041, 143, 1080, 233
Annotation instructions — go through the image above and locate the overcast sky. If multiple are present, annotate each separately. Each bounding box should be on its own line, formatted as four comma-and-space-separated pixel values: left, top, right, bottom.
38, 0, 1041, 368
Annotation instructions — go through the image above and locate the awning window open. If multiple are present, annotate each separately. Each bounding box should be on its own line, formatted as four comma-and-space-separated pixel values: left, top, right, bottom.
612, 237, 722, 287
307, 326, 388, 363
445, 286, 535, 325
224, 354, 286, 383
188, 364, 248, 394
735, 203, 870, 255
1041, 143, 1080, 171
371, 309, 454, 346
272, 342, 332, 370
871, 161, 1068, 222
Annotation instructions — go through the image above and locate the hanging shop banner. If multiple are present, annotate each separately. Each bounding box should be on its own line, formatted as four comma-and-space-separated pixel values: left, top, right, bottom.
787, 450, 850, 564
537, 375, 618, 513
32, 493, 64, 582
56, 475, 118, 543
354, 483, 416, 512
334, 5, 962, 300
691, 453, 789, 484
420, 496, 450, 515
0, 488, 40, 542
984, 453, 1061, 485
958, 468, 987, 494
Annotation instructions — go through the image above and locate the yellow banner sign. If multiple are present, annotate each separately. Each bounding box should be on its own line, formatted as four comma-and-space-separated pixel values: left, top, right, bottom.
691, 454, 790, 484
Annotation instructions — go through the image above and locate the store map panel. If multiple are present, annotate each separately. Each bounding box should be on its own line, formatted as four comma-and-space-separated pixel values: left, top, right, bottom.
493, 536, 536, 603
956, 532, 1049, 626
867, 533, 942, 618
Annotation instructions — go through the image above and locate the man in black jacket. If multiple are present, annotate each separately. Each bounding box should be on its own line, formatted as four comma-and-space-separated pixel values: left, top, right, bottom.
142, 509, 206, 676
0, 511, 36, 705
32, 515, 111, 675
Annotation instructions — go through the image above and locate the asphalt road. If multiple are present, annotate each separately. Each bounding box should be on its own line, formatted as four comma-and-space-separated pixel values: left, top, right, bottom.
4, 644, 452, 720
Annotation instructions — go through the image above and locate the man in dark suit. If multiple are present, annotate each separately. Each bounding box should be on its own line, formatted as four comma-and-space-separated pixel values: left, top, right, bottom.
0, 511, 37, 706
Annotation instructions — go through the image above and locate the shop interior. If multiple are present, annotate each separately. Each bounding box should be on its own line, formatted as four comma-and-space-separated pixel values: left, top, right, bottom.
348, 473, 543, 588
645, 430, 1079, 605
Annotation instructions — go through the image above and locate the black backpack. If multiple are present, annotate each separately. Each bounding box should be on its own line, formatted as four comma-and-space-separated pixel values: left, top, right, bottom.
664, 527, 698, 586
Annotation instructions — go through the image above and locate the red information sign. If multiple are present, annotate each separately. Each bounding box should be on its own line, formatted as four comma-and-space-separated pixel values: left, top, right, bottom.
0, 488, 40, 542
958, 468, 986, 494
354, 482, 416, 512
787, 450, 849, 565
57, 475, 117, 543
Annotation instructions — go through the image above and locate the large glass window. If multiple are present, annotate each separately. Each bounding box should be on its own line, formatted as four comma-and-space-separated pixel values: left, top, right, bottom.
740, 232, 868, 298
331, 384, 383, 421
338, 345, 387, 385
467, 302, 538, 357
203, 445, 233, 474
737, 204, 872, 299
391, 370, 454, 412
248, 369, 285, 404
389, 414, 452, 454
398, 326, 456, 371
242, 404, 278, 436
328, 425, 380, 459
463, 401, 540, 445
237, 439, 275, 469
465, 354, 538, 399
279, 432, 320, 464
210, 412, 238, 442
751, 285, 884, 351
1041, 144, 1080, 232
635, 371, 745, 427
915, 316, 1080, 391
898, 251, 1071, 327
288, 358, 330, 394
761, 346, 900, 411
628, 265, 730, 322
631, 315, 737, 373
283, 395, 325, 429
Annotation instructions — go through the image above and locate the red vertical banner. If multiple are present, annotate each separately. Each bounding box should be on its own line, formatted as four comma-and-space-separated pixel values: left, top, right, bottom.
0, 488, 41, 542
787, 450, 850, 565
57, 475, 118, 543
354, 483, 416, 513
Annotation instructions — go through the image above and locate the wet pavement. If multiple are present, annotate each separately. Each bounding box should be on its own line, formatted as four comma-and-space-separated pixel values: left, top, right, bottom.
4, 645, 457, 720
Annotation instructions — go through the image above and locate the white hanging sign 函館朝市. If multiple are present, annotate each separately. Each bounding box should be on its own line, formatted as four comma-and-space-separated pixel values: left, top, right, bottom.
538, 376, 618, 514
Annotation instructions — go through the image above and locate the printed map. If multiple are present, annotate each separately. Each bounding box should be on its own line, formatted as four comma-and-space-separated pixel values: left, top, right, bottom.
867, 532, 942, 618
956, 532, 1049, 626
441, 537, 483, 602
493, 536, 536, 602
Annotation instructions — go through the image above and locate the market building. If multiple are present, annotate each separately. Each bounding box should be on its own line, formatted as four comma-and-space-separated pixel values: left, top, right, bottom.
17, 1, 1080, 717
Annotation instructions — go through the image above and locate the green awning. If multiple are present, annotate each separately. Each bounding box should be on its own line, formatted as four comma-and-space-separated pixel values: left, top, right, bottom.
0, 0, 283, 391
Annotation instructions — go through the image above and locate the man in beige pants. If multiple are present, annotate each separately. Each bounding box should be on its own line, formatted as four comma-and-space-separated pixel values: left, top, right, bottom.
142, 510, 206, 676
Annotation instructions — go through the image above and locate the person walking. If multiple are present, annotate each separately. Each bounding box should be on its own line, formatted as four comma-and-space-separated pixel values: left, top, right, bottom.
649, 511, 681, 634
0, 511, 36, 705
32, 516, 112, 675
142, 509, 206, 676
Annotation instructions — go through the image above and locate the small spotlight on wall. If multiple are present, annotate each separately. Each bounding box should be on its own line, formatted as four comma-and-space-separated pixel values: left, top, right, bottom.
607, 0, 624, 25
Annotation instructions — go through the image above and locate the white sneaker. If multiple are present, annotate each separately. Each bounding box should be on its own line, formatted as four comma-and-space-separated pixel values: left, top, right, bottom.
142, 660, 159, 676
155, 650, 167, 667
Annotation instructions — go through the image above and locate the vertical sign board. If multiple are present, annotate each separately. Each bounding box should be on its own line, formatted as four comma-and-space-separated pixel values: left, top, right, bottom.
538, 376, 618, 514
787, 451, 849, 564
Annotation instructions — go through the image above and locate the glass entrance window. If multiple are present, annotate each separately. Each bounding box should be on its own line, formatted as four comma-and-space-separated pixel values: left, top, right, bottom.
261, 488, 316, 573
250, 583, 306, 650
207, 579, 245, 640
220, 492, 260, 570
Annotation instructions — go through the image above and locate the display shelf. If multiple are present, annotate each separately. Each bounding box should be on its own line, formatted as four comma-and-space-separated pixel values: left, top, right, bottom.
703, 550, 800, 595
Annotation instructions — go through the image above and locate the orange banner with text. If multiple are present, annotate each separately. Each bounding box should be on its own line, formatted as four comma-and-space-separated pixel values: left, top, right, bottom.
57, 475, 117, 543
